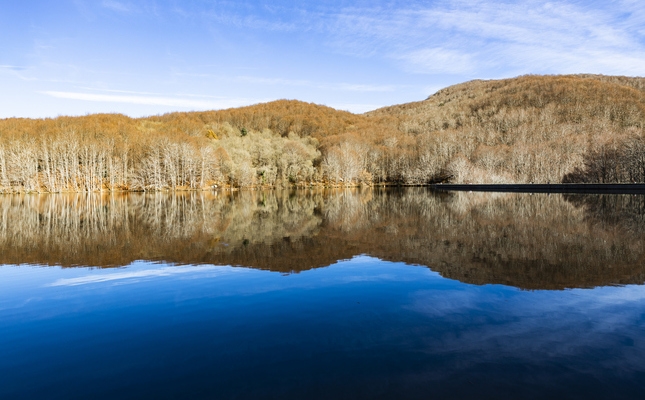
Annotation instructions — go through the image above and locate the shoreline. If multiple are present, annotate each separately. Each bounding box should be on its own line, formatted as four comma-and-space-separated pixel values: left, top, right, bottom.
3, 183, 645, 195
430, 183, 645, 194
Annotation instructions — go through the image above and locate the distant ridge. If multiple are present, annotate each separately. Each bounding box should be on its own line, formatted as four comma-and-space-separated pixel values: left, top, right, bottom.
1, 74, 644, 192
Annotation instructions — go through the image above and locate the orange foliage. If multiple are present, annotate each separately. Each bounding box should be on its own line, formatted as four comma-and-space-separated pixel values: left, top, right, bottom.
2, 74, 645, 192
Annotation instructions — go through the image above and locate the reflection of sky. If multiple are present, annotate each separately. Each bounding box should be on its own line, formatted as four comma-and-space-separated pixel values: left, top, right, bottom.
406, 285, 645, 378
1, 256, 645, 399
46, 265, 246, 287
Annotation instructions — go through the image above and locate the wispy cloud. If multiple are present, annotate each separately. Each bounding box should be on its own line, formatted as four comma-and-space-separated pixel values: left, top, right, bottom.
328, 103, 384, 113
203, 10, 297, 32
7, 1, 644, 118
235, 75, 400, 92
327, 0, 645, 76
0, 65, 28, 71
75, 87, 232, 99
174, 73, 402, 93
167, 1, 645, 77
0, 65, 37, 82
41, 91, 258, 110
101, 0, 132, 13
399, 47, 476, 74
192, 1, 645, 76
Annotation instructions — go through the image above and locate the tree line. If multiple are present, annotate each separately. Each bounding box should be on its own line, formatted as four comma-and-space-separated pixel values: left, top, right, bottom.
1, 74, 645, 193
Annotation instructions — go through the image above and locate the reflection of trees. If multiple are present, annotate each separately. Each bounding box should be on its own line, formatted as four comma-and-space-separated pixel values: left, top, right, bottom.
0, 190, 323, 267
365, 191, 645, 289
1, 189, 644, 289
563, 194, 645, 234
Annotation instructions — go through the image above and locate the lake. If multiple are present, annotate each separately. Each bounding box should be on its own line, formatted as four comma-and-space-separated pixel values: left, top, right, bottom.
1, 188, 644, 399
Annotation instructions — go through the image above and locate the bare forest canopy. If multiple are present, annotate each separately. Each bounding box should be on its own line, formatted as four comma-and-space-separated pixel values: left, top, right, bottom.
1, 74, 645, 193
1, 189, 644, 290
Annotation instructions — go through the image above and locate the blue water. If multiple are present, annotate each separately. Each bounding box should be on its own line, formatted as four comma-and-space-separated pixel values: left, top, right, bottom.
2, 257, 645, 399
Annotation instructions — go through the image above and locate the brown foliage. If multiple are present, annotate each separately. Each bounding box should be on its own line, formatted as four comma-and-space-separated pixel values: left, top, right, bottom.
369, 74, 645, 183
563, 130, 645, 183
2, 74, 645, 192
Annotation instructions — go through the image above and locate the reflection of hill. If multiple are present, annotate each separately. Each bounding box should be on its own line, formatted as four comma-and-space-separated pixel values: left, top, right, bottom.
1, 189, 644, 290
0, 191, 324, 267
563, 194, 645, 235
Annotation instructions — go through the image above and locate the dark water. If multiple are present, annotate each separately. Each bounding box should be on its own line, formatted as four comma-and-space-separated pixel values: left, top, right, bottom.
1, 189, 644, 399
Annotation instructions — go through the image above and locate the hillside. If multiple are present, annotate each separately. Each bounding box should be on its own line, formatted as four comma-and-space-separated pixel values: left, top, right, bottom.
1, 74, 644, 193
368, 74, 645, 184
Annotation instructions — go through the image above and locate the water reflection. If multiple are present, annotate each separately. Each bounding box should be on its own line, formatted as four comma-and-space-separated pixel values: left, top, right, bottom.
1, 189, 644, 289
2, 259, 644, 399
564, 193, 645, 234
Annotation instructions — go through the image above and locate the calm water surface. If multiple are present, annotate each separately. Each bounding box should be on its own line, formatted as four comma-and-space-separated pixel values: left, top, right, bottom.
1, 189, 644, 399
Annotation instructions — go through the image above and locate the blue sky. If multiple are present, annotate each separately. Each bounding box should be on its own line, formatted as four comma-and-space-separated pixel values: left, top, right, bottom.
1, 0, 644, 118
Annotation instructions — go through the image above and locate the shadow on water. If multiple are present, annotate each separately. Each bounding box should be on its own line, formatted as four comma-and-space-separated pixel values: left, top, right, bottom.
1, 188, 644, 289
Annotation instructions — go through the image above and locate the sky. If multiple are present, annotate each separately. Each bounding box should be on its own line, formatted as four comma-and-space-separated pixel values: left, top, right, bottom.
1, 0, 644, 118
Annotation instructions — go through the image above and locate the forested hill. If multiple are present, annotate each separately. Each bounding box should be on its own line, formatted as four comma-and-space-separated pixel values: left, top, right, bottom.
368, 74, 645, 184
1, 74, 644, 193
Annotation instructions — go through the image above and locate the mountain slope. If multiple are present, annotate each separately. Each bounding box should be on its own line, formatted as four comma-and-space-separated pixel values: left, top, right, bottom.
367, 74, 645, 183
1, 74, 645, 193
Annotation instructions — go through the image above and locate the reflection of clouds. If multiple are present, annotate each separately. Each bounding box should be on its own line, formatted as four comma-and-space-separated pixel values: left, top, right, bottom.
587, 285, 645, 304
47, 265, 241, 287
404, 284, 645, 378
21, 256, 645, 389
44, 255, 396, 289
405, 288, 481, 316
337, 274, 401, 283
331, 256, 434, 284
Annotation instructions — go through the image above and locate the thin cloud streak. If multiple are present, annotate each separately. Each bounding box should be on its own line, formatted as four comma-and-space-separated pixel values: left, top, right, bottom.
76, 87, 231, 99
41, 90, 377, 114
42, 91, 258, 110
328, 103, 384, 113
399, 47, 476, 74
101, 0, 133, 13
173, 73, 402, 92
0, 65, 28, 71
238, 76, 401, 92
202, 10, 298, 32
